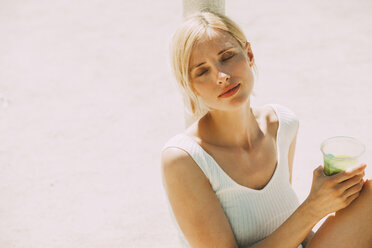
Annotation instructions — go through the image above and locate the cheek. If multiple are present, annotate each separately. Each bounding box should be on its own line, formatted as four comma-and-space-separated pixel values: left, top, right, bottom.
190, 83, 200, 96
191, 80, 208, 95
231, 56, 252, 77
192, 81, 219, 100
233, 54, 249, 68
193, 82, 208, 96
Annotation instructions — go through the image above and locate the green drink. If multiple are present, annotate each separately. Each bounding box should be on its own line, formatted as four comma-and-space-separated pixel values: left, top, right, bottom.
321, 137, 365, 176
323, 154, 359, 176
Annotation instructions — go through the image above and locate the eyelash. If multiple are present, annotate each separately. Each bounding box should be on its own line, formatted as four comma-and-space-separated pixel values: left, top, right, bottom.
198, 70, 208, 77
197, 53, 235, 77
222, 52, 235, 61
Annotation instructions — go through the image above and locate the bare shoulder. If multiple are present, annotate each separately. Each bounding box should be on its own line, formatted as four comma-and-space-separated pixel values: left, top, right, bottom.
161, 147, 209, 187
253, 105, 279, 136
264, 104, 279, 124
161, 147, 191, 170
161, 148, 238, 247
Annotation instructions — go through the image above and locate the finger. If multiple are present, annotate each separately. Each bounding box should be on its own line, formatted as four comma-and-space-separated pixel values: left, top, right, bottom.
344, 191, 361, 207
364, 178, 369, 185
339, 174, 364, 191
314, 165, 326, 177
331, 164, 367, 183
345, 163, 367, 174
343, 179, 364, 198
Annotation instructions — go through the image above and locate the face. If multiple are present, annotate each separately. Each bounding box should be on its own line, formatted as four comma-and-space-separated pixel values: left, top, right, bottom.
188, 29, 255, 112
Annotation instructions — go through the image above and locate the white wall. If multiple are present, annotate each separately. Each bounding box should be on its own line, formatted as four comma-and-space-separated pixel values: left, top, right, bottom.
0, 0, 371, 247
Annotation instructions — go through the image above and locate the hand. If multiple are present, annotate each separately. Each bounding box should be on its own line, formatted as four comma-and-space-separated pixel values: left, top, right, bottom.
305, 163, 366, 220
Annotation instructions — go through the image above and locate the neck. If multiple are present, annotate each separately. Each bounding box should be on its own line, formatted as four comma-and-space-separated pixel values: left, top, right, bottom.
197, 100, 263, 150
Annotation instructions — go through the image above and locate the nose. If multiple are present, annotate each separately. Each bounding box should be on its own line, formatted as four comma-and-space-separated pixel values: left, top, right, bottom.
217, 71, 230, 85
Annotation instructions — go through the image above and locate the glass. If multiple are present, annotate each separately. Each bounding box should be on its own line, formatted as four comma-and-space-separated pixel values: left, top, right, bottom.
320, 136, 365, 176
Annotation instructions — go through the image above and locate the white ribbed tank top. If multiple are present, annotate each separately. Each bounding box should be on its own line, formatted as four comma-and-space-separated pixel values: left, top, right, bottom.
162, 104, 303, 248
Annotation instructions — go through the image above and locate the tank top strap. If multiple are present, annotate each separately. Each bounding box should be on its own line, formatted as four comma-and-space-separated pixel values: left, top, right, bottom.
266, 103, 299, 147
162, 133, 233, 192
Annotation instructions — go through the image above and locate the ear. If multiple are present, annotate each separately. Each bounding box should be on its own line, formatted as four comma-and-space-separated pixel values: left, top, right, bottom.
245, 42, 254, 67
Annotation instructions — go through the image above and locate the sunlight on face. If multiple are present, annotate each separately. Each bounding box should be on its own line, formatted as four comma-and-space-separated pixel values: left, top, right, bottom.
189, 29, 255, 112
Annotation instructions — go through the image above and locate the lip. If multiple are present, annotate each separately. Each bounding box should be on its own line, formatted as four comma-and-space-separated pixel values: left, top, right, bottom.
218, 83, 241, 98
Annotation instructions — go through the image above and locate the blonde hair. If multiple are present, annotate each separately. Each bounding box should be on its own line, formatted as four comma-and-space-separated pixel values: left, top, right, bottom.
170, 11, 257, 121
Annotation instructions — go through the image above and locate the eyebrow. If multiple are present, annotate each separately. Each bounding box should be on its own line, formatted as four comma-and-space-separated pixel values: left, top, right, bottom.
218, 47, 232, 55
191, 47, 234, 72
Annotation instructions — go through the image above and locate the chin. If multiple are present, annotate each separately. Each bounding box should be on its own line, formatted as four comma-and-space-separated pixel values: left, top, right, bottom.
216, 96, 250, 112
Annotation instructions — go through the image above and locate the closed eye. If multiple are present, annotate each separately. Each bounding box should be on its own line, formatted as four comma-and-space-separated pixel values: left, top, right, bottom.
222, 52, 235, 61
197, 69, 208, 77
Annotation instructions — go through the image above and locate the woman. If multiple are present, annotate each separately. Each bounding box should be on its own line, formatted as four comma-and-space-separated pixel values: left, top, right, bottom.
161, 11, 372, 248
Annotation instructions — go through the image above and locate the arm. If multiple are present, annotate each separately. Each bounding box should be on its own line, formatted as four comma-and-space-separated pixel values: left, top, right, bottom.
250, 201, 319, 248
258, 123, 364, 248
288, 125, 316, 247
301, 230, 315, 247
254, 128, 329, 248
161, 147, 238, 248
